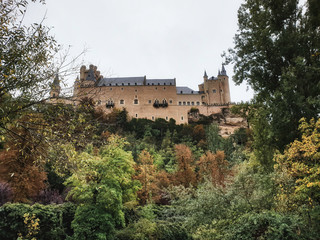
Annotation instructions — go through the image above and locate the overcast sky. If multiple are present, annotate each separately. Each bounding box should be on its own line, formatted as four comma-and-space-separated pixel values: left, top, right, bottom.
24, 0, 254, 102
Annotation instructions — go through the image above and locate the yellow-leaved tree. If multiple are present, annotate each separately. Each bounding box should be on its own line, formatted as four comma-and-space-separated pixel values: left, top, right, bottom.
275, 118, 320, 211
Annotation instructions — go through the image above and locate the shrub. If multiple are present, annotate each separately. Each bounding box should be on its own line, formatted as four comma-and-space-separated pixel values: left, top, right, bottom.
0, 202, 76, 240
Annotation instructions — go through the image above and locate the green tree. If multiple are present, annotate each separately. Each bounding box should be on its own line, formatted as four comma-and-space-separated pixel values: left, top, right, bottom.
0, 0, 59, 136
206, 123, 224, 153
228, 0, 320, 150
65, 135, 139, 238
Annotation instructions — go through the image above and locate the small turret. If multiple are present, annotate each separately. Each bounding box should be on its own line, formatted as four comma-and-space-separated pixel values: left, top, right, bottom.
220, 64, 227, 76
203, 70, 208, 81
50, 74, 61, 98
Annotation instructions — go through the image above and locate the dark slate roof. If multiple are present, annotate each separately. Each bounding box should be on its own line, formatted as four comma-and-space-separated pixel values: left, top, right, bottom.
97, 77, 145, 86
221, 64, 227, 76
209, 76, 218, 80
176, 87, 201, 94
145, 79, 175, 86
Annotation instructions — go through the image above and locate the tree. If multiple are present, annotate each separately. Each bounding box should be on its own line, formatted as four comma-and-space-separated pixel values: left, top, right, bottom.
275, 118, 320, 209
134, 150, 161, 205
0, 0, 58, 134
198, 151, 230, 186
173, 144, 197, 187
206, 123, 224, 153
228, 0, 320, 150
0, 114, 47, 202
65, 135, 139, 238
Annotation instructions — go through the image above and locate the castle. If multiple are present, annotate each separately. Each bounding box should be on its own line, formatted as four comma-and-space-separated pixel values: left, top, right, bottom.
50, 64, 231, 124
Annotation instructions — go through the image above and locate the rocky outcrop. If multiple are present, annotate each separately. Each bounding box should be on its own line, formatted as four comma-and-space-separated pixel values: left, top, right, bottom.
188, 107, 247, 138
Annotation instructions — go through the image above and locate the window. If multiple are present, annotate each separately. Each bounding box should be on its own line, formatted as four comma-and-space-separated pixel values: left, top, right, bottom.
163, 87, 166, 90
148, 100, 152, 104
179, 101, 182, 105
183, 101, 186, 105
122, 83, 124, 86
196, 101, 200, 105
121, 88, 124, 91
109, 83, 111, 86
152, 116, 155, 120
135, 83, 137, 85
181, 116, 184, 120
220, 89, 223, 92
135, 114, 138, 117
148, 83, 150, 85
187, 102, 190, 105
120, 99, 124, 104
165, 116, 168, 120
128, 83, 130, 86
180, 90, 183, 94
110, 88, 112, 90
192, 102, 194, 105
134, 99, 138, 104
135, 89, 137, 92
212, 89, 217, 93
169, 100, 173, 104
106, 100, 114, 108
116, 83, 118, 86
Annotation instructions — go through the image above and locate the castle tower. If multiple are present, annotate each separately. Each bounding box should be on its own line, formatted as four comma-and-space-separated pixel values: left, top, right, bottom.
50, 74, 61, 98
199, 65, 231, 105
217, 64, 231, 103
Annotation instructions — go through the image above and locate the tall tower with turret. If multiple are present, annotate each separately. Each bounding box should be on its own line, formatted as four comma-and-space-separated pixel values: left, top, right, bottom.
217, 64, 230, 104
199, 64, 231, 105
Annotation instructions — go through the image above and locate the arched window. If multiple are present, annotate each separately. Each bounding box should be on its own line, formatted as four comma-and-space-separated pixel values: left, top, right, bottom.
134, 99, 138, 104
120, 99, 124, 104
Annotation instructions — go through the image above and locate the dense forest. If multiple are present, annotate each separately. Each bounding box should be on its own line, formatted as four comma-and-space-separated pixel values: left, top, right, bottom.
0, 0, 319, 239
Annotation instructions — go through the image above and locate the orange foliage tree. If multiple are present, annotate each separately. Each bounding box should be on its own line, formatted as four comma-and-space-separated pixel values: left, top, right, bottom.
198, 150, 230, 186
134, 150, 169, 204
0, 115, 47, 202
173, 144, 197, 188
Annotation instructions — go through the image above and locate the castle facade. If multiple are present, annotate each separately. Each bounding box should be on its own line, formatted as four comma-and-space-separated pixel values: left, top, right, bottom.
51, 64, 231, 124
